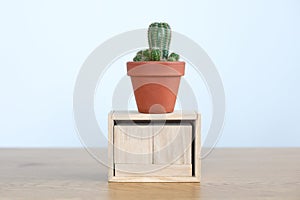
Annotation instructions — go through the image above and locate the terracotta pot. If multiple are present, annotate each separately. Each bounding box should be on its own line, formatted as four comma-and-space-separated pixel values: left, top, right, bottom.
127, 61, 185, 114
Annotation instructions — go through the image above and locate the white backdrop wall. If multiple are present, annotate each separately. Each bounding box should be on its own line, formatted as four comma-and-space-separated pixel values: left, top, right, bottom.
0, 0, 299, 147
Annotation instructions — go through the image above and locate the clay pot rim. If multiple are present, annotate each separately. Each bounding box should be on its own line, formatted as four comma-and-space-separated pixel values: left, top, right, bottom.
127, 61, 185, 77
127, 61, 185, 64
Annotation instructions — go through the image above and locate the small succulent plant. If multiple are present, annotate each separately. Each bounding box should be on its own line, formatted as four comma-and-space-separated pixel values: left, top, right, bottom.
148, 22, 171, 59
133, 22, 180, 62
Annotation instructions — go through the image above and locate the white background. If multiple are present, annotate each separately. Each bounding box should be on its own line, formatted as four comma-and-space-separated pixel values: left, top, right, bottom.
0, 0, 299, 147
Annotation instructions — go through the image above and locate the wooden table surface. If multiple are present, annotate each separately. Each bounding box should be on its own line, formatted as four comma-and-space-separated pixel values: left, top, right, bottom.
0, 148, 299, 200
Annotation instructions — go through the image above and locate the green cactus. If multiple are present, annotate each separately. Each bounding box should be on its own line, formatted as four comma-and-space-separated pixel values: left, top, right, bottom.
133, 54, 142, 61
141, 49, 151, 61
148, 22, 171, 60
134, 49, 151, 61
167, 52, 180, 61
150, 49, 161, 61
132, 22, 180, 62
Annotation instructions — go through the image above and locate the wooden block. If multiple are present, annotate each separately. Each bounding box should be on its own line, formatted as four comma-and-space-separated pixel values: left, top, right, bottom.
114, 125, 153, 164
153, 124, 192, 164
108, 111, 201, 183
115, 164, 192, 177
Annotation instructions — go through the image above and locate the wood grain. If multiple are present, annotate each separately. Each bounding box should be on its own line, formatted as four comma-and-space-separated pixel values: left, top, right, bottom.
115, 164, 192, 177
0, 148, 299, 200
114, 125, 153, 164
153, 124, 192, 164
194, 113, 201, 180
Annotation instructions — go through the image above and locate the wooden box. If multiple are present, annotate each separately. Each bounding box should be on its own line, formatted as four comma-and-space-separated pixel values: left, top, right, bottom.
108, 111, 201, 182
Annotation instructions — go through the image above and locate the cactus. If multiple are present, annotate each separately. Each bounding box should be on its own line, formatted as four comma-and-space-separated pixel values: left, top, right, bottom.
148, 22, 171, 60
133, 49, 151, 61
167, 52, 179, 61
150, 49, 161, 61
133, 22, 180, 62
